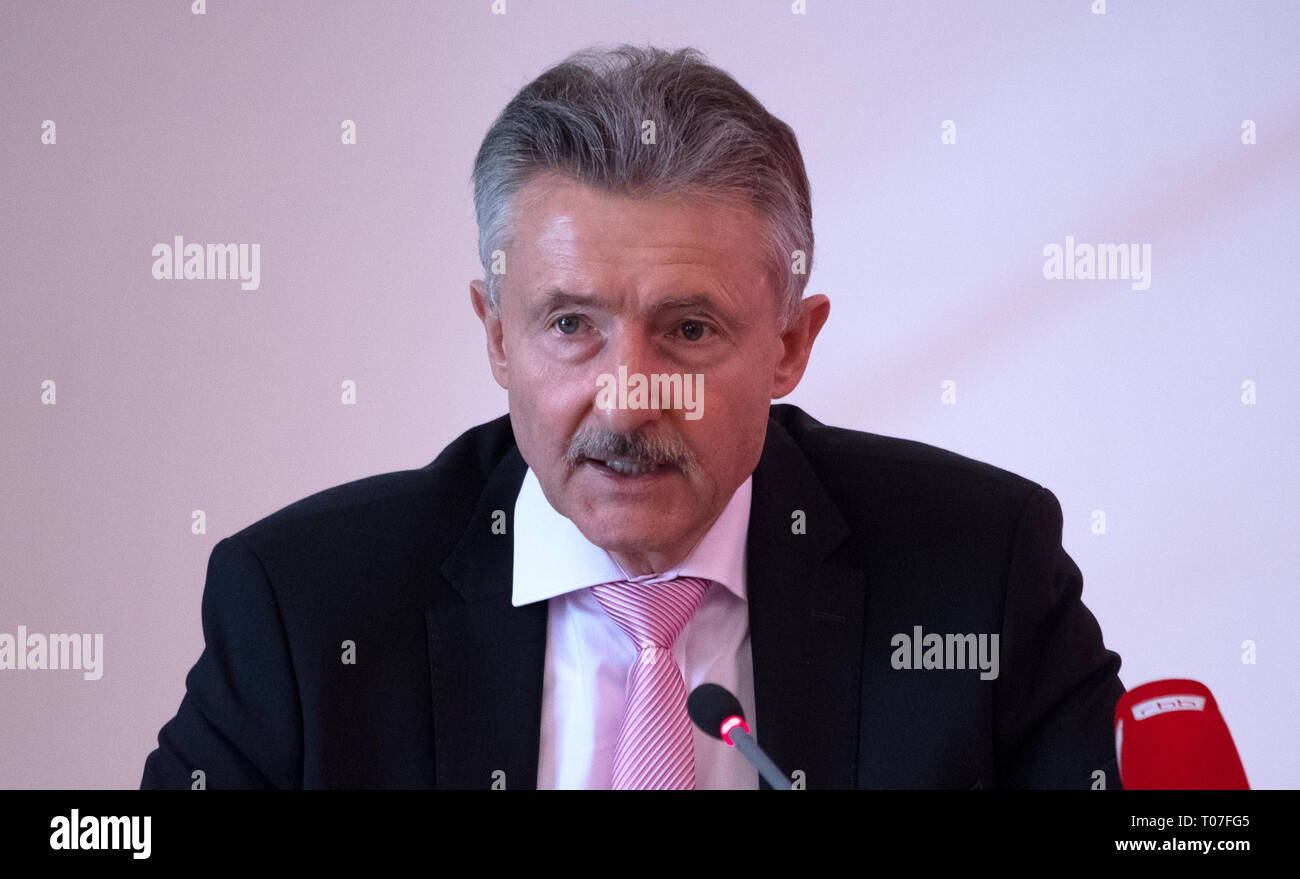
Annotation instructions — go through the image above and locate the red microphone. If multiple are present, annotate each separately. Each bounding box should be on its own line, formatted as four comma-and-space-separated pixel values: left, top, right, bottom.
1115, 679, 1249, 789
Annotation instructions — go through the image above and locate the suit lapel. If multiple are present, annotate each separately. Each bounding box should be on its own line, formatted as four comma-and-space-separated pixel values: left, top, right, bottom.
747, 415, 866, 789
430, 444, 547, 790
426, 409, 867, 790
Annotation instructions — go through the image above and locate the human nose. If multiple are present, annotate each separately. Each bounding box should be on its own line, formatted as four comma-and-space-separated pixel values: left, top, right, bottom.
590, 326, 667, 435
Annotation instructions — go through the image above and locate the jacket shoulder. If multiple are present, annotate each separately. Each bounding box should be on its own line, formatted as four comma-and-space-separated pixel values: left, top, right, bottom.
767, 404, 1048, 542
229, 414, 515, 558
771, 404, 1041, 494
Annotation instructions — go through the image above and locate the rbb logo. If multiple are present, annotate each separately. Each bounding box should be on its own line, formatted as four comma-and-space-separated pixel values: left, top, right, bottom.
1132, 695, 1206, 720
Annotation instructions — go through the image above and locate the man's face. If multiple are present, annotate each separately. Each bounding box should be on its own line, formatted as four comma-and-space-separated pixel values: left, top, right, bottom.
471, 173, 827, 574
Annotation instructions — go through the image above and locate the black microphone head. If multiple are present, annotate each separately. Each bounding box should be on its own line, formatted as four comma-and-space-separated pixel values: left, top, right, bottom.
688, 683, 745, 739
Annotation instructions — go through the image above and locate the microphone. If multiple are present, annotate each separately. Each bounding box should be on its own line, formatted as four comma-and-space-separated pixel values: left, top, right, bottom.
687, 683, 792, 790
1114, 679, 1249, 789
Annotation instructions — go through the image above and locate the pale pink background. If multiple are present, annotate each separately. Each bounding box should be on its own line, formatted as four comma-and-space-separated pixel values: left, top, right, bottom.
2, 1, 1297, 788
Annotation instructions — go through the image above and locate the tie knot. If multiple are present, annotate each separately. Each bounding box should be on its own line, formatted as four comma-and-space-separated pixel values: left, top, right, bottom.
590, 576, 712, 650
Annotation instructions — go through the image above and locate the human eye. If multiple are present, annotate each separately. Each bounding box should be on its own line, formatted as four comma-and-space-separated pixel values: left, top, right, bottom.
553, 313, 586, 335
675, 318, 716, 342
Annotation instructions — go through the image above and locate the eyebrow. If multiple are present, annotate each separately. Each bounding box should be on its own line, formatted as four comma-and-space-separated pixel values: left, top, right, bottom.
535, 287, 736, 321
536, 288, 607, 312
651, 294, 722, 314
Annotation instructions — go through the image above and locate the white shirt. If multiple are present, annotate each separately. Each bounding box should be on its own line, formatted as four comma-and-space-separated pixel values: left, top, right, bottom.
511, 467, 758, 789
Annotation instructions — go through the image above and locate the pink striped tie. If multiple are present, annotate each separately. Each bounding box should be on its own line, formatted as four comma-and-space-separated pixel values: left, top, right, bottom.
590, 576, 713, 789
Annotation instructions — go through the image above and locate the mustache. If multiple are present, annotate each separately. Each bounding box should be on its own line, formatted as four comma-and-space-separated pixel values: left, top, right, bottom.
565, 424, 699, 472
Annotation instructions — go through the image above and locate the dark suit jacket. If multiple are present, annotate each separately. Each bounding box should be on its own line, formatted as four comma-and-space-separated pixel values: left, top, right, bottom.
141, 404, 1125, 789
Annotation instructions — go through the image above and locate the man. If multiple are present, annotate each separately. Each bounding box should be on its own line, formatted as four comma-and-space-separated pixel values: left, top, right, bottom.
141, 45, 1124, 789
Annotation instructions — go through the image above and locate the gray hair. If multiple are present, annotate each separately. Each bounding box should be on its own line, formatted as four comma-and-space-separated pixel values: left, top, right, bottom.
470, 44, 813, 330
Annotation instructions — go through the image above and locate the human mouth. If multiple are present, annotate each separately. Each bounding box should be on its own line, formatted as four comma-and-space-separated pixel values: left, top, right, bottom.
583, 457, 673, 478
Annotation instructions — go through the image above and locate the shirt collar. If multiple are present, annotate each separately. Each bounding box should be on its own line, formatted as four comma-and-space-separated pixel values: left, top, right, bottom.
511, 467, 751, 607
